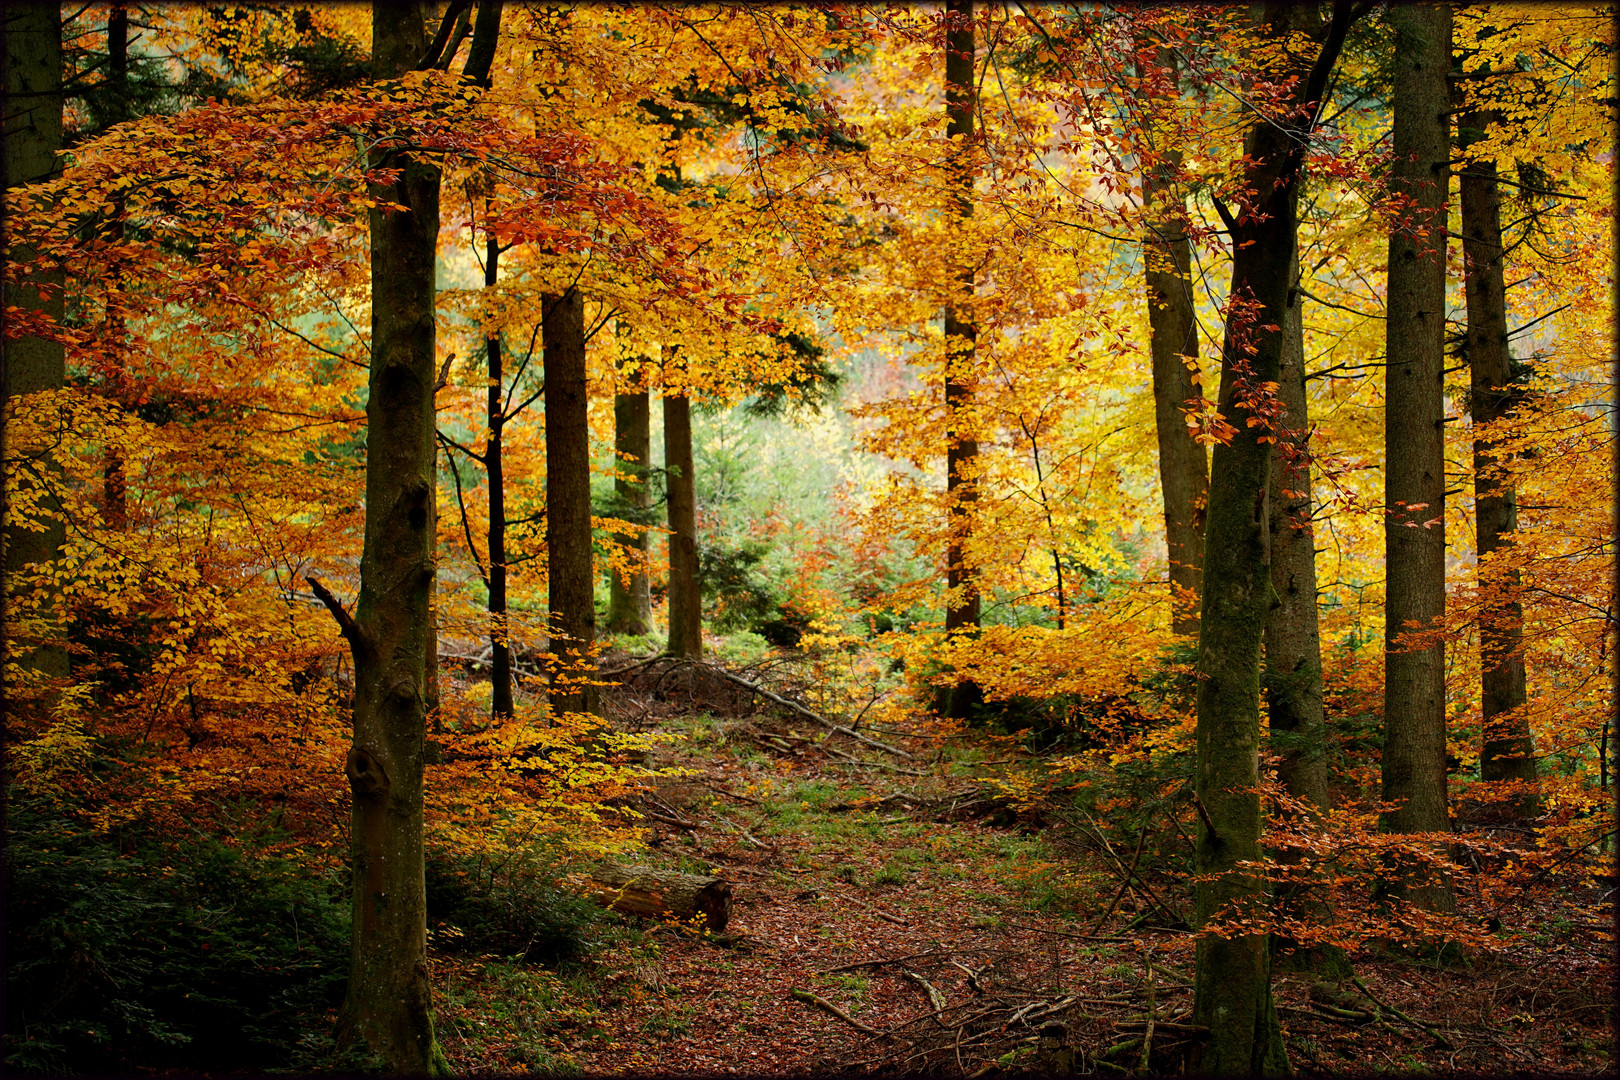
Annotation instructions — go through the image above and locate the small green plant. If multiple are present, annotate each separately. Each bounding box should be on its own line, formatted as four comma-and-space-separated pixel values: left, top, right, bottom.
871, 863, 909, 887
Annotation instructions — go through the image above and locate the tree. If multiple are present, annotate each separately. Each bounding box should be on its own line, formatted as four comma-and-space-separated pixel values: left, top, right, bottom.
605, 334, 653, 636
664, 353, 703, 659
1381, 2, 1456, 918
1454, 21, 1538, 812
543, 284, 601, 711
2, 0, 69, 683
306, 2, 502, 1069
1191, 5, 1352, 1073
938, 0, 982, 720
1141, 44, 1208, 640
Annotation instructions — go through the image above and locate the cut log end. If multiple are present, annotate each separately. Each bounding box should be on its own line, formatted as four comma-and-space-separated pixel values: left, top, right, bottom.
585, 863, 733, 932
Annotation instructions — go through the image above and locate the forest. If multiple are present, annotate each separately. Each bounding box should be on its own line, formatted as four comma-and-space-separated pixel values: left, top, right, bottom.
1, 2, 1614, 1076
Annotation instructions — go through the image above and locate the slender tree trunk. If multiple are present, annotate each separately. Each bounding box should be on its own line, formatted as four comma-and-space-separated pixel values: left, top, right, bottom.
1382, 3, 1456, 917
1266, 246, 1351, 979
1142, 51, 1208, 640
101, 3, 129, 528
321, 4, 447, 1071
486, 238, 515, 720
606, 347, 653, 635
1192, 6, 1352, 1073
1456, 56, 1537, 807
664, 376, 702, 659
543, 287, 599, 714
938, 0, 981, 720
2, 0, 70, 684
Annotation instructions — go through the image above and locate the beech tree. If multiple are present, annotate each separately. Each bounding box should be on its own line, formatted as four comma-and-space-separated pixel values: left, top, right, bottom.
2, 0, 68, 683
1381, 2, 1456, 918
1191, 4, 1352, 1072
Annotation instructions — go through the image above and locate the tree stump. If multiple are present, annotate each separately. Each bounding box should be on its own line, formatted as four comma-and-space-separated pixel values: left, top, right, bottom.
585, 864, 733, 932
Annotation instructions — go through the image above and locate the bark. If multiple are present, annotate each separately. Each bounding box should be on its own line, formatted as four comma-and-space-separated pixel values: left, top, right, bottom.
664, 380, 703, 659
1456, 37, 1537, 806
543, 287, 599, 714
938, 0, 981, 721
101, 3, 128, 528
486, 238, 514, 720
1266, 247, 1330, 814
1266, 246, 1351, 979
325, 5, 448, 1071
1381, 3, 1456, 916
1142, 50, 1208, 640
1191, 6, 1351, 1073
606, 352, 653, 635
585, 864, 733, 932
2, 0, 70, 682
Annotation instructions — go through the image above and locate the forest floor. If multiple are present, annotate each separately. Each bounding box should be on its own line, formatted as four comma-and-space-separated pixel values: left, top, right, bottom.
427, 653, 1615, 1077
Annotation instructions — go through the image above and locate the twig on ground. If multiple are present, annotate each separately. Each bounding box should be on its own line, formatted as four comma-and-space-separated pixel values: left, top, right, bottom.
790, 989, 890, 1038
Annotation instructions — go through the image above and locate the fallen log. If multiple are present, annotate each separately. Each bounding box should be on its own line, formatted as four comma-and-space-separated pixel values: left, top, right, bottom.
584, 864, 733, 932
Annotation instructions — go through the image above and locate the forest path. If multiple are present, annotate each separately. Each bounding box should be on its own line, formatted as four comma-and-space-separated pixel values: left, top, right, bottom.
431, 662, 1613, 1076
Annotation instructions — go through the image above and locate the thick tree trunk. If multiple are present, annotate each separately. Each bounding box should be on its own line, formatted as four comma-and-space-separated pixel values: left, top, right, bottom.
1456, 71, 1537, 807
3, 1, 69, 683
543, 287, 599, 714
938, 0, 981, 721
585, 865, 733, 932
1191, 6, 1351, 1073
1266, 246, 1351, 979
664, 382, 703, 659
325, 4, 447, 1072
486, 238, 515, 720
1382, 3, 1456, 916
606, 360, 653, 635
1142, 55, 1208, 640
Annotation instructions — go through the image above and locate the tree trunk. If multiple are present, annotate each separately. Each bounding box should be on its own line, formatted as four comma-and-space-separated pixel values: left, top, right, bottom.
1191, 6, 1351, 1073
487, 237, 515, 720
543, 287, 599, 714
2, 0, 70, 684
1456, 40, 1537, 809
1382, 3, 1456, 917
326, 4, 447, 1071
585, 864, 733, 932
664, 379, 703, 659
101, 3, 129, 528
606, 351, 653, 635
1265, 245, 1351, 979
1142, 51, 1208, 640
938, 0, 981, 721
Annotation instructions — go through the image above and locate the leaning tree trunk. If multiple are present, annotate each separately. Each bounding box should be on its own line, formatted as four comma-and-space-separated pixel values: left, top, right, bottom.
314, 4, 448, 1072
1142, 49, 1208, 640
606, 348, 653, 635
1192, 5, 1352, 1074
2, 0, 70, 685
938, 0, 982, 721
1265, 245, 1351, 979
1456, 56, 1537, 810
1382, 2, 1456, 918
543, 287, 599, 715
663, 374, 703, 659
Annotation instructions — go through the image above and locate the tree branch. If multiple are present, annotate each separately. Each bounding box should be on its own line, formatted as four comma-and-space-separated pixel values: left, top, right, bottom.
306, 576, 369, 655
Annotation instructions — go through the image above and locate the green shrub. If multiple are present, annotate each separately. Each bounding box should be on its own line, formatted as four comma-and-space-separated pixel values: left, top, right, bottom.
424, 846, 604, 965
3, 794, 349, 1074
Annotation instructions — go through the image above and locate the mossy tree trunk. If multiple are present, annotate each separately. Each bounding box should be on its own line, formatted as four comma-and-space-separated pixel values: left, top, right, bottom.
606, 346, 653, 636
1191, 5, 1353, 1073
543, 287, 599, 714
1142, 47, 1207, 641
1266, 244, 1352, 980
2, 0, 70, 685
1382, 3, 1457, 917
1456, 25, 1537, 812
